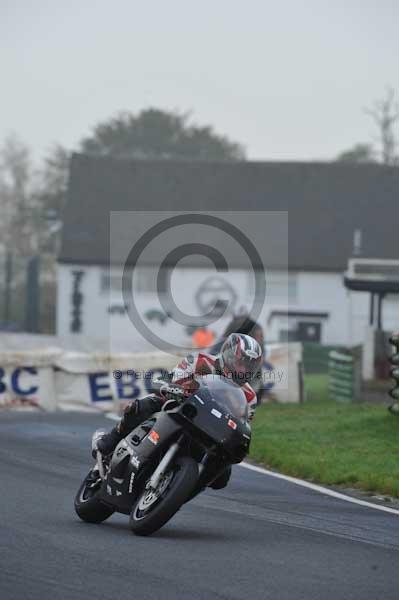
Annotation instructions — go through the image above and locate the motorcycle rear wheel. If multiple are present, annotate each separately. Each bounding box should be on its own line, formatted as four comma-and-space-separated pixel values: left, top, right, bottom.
129, 456, 198, 536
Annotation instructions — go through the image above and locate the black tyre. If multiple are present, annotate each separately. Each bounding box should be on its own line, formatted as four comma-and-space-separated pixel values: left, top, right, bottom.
74, 470, 114, 524
129, 456, 198, 536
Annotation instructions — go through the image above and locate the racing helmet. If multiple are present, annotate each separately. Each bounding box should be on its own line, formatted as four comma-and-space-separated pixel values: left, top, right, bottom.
219, 333, 262, 385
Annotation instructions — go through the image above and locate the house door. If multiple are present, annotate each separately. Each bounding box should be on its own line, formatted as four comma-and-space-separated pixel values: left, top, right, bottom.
297, 321, 321, 343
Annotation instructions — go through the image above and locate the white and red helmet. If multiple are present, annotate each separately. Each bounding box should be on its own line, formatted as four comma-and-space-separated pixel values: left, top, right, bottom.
219, 333, 262, 385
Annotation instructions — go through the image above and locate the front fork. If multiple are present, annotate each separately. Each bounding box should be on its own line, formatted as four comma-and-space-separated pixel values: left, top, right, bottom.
148, 434, 192, 490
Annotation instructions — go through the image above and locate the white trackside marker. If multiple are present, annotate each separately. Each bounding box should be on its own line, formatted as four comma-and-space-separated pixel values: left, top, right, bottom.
239, 462, 399, 516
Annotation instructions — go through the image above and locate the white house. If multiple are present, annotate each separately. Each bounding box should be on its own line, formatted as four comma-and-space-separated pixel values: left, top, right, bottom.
57, 154, 399, 351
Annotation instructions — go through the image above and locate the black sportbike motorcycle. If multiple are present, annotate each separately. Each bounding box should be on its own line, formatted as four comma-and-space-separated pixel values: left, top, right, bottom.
74, 375, 251, 536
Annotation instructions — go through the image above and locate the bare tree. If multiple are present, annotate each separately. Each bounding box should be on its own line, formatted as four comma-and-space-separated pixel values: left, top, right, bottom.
0, 136, 68, 259
34, 144, 69, 254
365, 87, 399, 165
37, 144, 70, 216
0, 134, 40, 256
0, 136, 65, 332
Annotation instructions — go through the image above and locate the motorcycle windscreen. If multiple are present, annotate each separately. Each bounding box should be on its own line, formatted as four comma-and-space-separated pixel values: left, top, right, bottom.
196, 375, 249, 421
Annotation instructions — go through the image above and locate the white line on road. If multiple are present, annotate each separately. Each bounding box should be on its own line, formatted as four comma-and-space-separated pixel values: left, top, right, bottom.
239, 462, 399, 516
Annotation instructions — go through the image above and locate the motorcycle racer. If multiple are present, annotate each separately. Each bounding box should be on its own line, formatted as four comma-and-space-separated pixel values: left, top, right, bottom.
94, 333, 262, 487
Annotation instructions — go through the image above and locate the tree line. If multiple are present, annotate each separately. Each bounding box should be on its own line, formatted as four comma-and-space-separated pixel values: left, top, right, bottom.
0, 109, 245, 262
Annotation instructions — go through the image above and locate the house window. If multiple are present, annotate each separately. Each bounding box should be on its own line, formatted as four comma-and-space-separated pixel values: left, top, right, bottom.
101, 267, 170, 295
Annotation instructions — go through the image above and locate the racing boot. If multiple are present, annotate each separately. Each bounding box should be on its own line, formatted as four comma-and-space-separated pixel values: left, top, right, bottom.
209, 465, 232, 490
92, 427, 122, 458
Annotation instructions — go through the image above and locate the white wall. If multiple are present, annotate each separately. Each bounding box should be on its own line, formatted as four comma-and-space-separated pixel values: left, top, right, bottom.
291, 271, 398, 346
296, 271, 350, 345
57, 263, 269, 351
57, 263, 399, 350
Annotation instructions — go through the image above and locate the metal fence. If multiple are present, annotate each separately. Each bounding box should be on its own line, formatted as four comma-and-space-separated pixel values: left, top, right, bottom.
328, 350, 361, 403
302, 342, 344, 374
389, 334, 399, 413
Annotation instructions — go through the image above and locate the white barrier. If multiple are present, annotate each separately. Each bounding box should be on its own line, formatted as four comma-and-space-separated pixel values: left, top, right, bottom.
0, 344, 303, 412
265, 342, 303, 403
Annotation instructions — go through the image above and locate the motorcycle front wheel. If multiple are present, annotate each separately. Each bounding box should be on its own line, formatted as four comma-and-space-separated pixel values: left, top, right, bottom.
129, 456, 198, 536
74, 470, 114, 524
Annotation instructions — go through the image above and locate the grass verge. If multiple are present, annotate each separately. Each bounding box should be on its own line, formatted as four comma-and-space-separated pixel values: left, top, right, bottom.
250, 375, 399, 497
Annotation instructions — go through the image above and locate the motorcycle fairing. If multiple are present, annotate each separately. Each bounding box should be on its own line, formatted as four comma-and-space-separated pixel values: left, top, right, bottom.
99, 411, 182, 513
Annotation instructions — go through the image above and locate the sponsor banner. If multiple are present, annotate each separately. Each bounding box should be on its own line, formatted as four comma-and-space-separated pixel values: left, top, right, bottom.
55, 353, 178, 412
0, 365, 56, 411
0, 351, 178, 412
0, 344, 302, 411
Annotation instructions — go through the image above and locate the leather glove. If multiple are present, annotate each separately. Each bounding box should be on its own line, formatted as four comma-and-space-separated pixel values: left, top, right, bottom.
160, 382, 185, 401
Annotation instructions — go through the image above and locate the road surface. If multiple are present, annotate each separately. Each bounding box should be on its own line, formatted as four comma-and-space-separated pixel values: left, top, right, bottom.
1, 411, 398, 600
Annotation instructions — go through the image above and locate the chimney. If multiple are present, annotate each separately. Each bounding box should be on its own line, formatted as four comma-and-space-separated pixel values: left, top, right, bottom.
353, 228, 362, 257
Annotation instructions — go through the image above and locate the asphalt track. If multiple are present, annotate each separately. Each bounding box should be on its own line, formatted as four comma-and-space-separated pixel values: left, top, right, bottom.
1, 412, 399, 600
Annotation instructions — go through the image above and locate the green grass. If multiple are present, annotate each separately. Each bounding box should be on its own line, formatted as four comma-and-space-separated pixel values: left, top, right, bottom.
250, 375, 399, 497
305, 373, 329, 402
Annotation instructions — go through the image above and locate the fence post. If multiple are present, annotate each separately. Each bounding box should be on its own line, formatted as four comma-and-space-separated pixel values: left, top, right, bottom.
388, 333, 399, 415
3, 251, 12, 324
25, 255, 40, 333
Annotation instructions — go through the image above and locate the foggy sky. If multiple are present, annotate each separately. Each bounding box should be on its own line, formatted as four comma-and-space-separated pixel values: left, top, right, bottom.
1, 0, 398, 163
